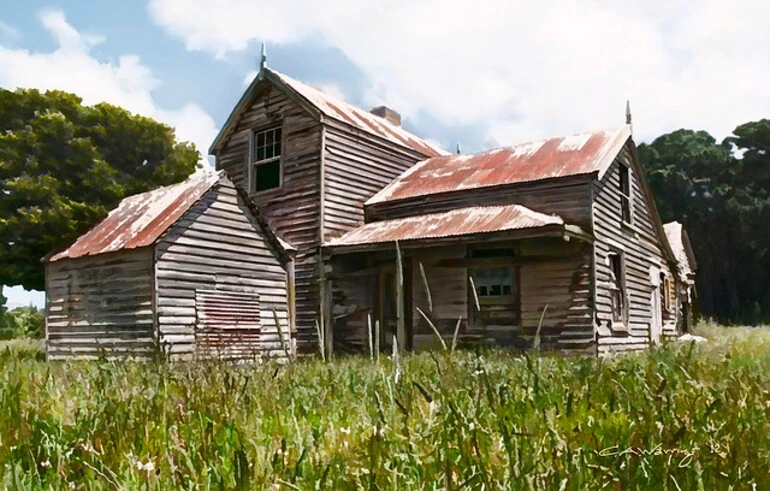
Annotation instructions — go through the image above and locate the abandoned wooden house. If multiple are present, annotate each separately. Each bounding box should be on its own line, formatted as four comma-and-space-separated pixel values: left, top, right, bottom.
45, 62, 694, 359
44, 171, 294, 359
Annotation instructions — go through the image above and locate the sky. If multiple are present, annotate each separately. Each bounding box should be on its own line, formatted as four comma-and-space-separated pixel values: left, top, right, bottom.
2, 0, 769, 308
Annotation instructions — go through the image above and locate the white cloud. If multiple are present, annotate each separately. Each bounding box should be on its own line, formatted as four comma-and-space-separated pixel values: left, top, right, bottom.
148, 0, 770, 145
0, 9, 217, 161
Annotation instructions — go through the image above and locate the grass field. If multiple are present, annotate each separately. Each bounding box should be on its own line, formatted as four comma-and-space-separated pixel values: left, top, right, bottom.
1, 325, 769, 489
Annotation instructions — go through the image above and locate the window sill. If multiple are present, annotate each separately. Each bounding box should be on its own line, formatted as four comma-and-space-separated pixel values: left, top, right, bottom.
248, 187, 283, 198
621, 220, 635, 232
611, 321, 629, 333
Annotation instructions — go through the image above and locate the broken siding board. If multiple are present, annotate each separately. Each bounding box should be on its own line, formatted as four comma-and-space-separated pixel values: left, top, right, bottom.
592, 143, 676, 351
215, 85, 323, 351
45, 248, 156, 360
155, 179, 289, 359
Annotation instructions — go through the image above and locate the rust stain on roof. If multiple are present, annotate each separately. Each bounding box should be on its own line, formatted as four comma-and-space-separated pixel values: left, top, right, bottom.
326, 204, 566, 248
271, 69, 447, 158
47, 172, 222, 262
368, 126, 631, 205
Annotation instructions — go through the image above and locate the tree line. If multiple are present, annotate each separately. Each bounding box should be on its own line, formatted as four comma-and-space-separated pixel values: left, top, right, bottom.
639, 120, 770, 325
0, 87, 768, 324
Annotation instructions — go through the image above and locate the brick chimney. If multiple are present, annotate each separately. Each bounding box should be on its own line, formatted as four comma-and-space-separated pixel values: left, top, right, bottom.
370, 106, 401, 127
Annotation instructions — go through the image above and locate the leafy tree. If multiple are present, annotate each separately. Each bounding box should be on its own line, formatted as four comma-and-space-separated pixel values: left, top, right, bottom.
639, 121, 770, 324
0, 88, 200, 291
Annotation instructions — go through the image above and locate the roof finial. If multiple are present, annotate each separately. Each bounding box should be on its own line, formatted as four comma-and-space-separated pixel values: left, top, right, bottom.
259, 42, 267, 74
625, 99, 632, 133
456, 142, 461, 154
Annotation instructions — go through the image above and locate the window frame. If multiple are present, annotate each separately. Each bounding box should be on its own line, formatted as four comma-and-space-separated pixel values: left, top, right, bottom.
467, 252, 521, 329
248, 125, 284, 194
619, 163, 633, 225
608, 251, 629, 327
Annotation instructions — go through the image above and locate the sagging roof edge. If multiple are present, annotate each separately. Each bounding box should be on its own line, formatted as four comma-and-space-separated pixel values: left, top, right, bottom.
321, 223, 593, 256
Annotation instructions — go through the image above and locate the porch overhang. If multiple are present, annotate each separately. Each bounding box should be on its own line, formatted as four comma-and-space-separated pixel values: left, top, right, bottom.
323, 204, 592, 255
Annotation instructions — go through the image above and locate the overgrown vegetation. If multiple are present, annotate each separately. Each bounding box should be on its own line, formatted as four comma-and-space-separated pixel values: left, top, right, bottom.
0, 306, 44, 340
1, 326, 769, 488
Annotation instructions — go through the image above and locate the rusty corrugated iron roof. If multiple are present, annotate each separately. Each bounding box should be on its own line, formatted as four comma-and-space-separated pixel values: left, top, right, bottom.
209, 67, 447, 158
368, 126, 631, 205
325, 204, 569, 248
270, 70, 447, 158
47, 171, 222, 262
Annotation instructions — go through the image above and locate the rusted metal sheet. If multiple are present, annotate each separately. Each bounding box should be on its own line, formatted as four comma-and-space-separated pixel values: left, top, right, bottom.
368, 126, 631, 205
196, 290, 261, 329
195, 290, 262, 358
326, 204, 566, 247
271, 70, 447, 158
47, 172, 222, 262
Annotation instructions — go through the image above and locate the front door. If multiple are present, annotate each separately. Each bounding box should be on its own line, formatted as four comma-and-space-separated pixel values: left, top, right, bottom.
376, 264, 412, 351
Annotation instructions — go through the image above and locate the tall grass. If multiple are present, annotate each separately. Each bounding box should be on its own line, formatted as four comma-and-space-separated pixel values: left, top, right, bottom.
1, 327, 770, 488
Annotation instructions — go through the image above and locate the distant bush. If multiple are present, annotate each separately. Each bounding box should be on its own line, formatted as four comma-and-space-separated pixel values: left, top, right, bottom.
0, 306, 44, 339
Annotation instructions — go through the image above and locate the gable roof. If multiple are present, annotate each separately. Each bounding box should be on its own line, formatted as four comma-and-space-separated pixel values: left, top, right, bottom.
45, 171, 294, 263
209, 67, 447, 158
326, 204, 587, 250
367, 126, 631, 205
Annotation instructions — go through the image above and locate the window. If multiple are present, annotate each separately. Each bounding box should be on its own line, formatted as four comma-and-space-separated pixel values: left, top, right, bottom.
662, 274, 673, 312
469, 265, 520, 327
608, 252, 627, 324
250, 126, 282, 193
619, 163, 632, 223
472, 266, 515, 297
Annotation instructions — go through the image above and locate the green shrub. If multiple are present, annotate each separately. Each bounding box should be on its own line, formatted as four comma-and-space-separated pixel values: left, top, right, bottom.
0, 306, 44, 340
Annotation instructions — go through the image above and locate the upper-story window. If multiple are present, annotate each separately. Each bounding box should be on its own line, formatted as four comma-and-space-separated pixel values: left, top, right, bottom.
608, 251, 628, 324
250, 126, 282, 193
619, 163, 632, 223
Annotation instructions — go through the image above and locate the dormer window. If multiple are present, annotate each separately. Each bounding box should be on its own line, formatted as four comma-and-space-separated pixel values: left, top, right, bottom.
250, 126, 282, 193
619, 163, 632, 223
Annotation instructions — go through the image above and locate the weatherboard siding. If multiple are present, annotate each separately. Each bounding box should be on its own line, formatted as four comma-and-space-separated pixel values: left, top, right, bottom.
366, 177, 593, 230
45, 249, 156, 360
155, 179, 289, 359
215, 85, 322, 351
329, 238, 593, 353
592, 144, 677, 353
323, 119, 428, 241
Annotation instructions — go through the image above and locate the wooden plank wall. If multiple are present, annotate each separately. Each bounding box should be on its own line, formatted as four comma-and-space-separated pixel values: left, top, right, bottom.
593, 144, 678, 353
323, 119, 427, 240
366, 177, 593, 229
411, 239, 592, 352
45, 249, 155, 360
330, 238, 593, 354
215, 84, 322, 350
155, 178, 289, 359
